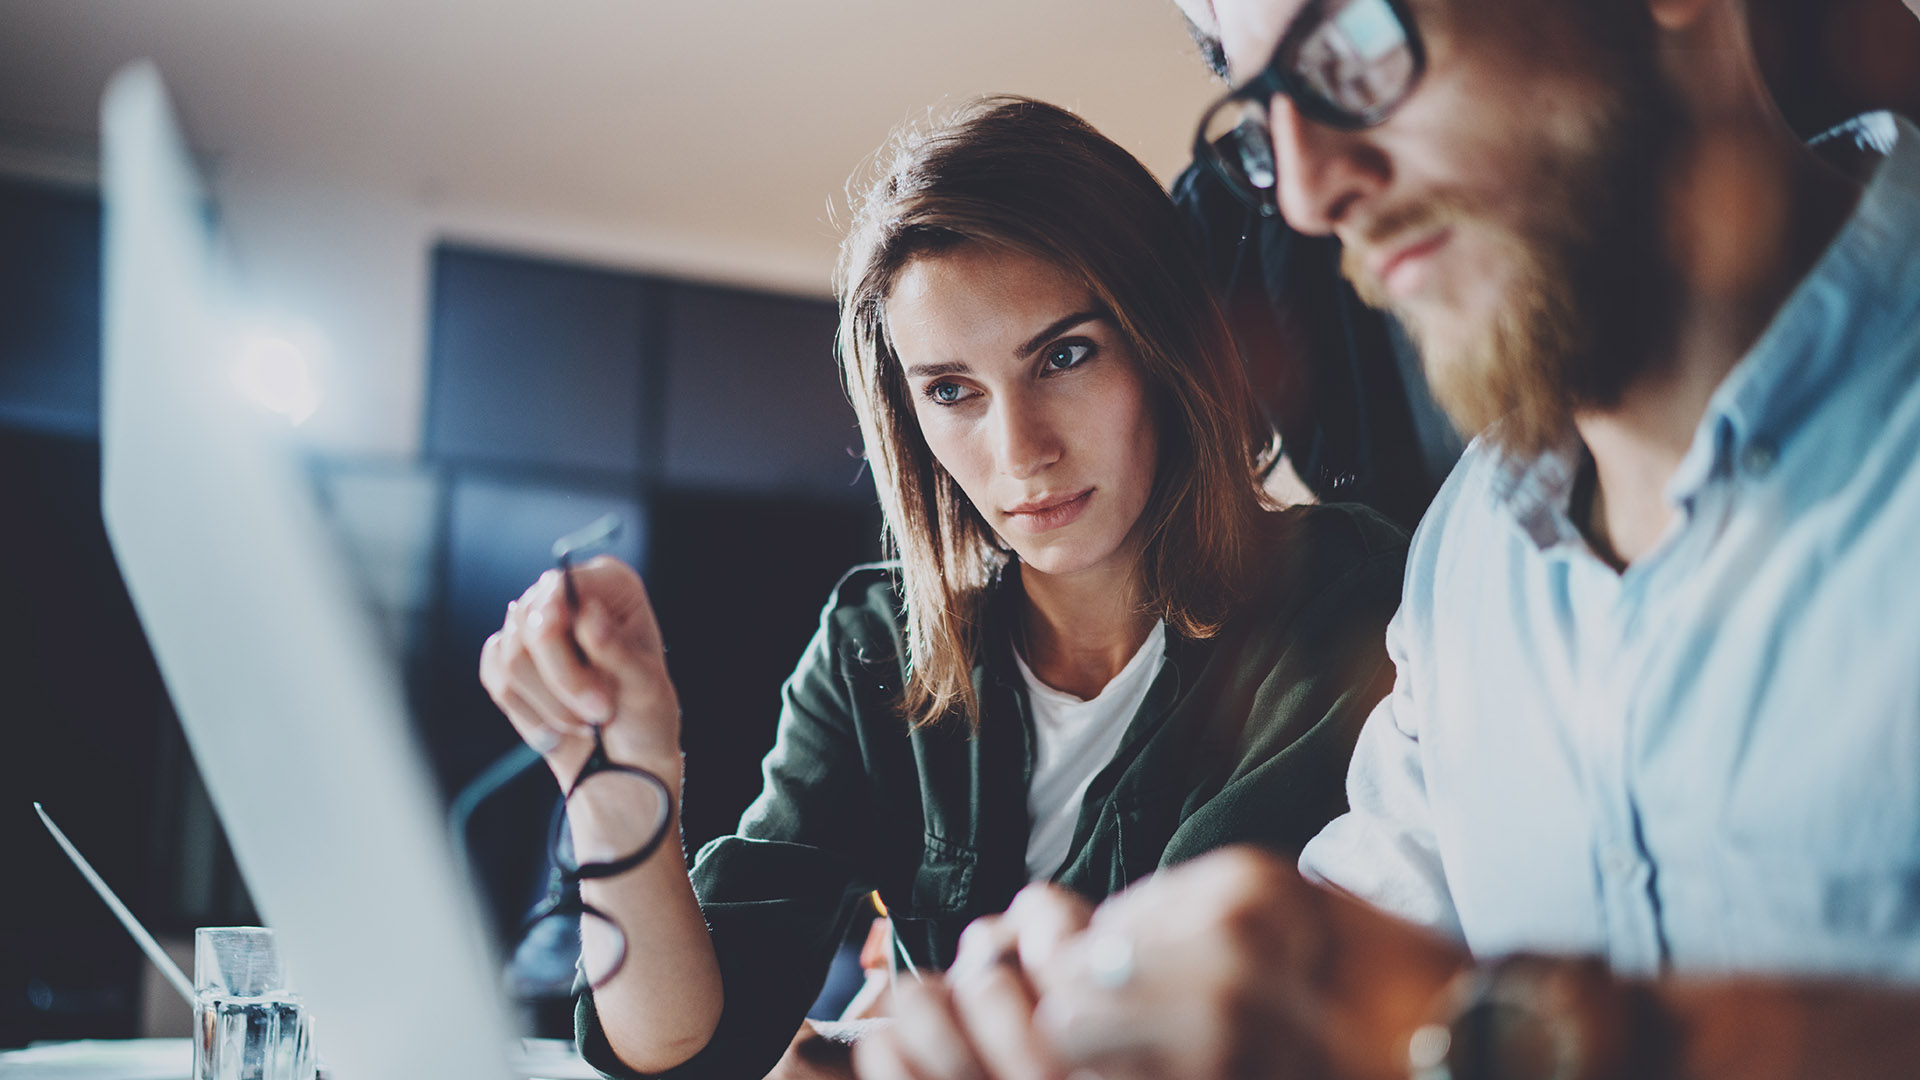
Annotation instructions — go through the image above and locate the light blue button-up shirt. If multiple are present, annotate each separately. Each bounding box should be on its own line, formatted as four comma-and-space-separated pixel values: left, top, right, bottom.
1299, 113, 1920, 979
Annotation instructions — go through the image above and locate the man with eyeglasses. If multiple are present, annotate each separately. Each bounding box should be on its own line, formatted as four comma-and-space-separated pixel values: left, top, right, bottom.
852, 1, 1920, 1079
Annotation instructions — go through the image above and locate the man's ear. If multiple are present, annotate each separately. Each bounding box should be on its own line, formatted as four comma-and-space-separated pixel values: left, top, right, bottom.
1645, 0, 1718, 32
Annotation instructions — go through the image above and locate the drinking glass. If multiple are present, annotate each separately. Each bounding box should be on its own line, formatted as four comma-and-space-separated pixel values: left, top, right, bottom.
193, 926, 315, 1080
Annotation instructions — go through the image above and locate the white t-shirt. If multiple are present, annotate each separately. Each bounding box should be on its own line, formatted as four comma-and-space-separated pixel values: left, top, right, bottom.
1015, 621, 1167, 882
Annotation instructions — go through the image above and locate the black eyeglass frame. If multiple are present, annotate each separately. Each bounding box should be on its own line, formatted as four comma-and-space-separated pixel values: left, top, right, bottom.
545, 724, 674, 882
1191, 0, 1428, 213
455, 723, 671, 994
514, 721, 673, 991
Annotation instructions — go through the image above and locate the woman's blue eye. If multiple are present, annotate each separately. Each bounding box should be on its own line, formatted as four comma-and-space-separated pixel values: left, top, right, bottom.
929, 382, 967, 404
1044, 342, 1094, 371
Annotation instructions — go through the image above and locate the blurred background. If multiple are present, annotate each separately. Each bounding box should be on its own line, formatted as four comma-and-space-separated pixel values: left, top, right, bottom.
1, 0, 1917, 1051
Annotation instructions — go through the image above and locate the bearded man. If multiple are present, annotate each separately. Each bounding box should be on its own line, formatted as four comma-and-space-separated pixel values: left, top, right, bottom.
852, 1, 1920, 1078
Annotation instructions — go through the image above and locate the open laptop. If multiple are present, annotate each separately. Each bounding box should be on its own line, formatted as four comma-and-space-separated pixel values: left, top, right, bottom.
98, 63, 521, 1080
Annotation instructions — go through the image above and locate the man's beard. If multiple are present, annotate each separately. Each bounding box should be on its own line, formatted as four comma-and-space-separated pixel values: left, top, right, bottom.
1342, 70, 1677, 458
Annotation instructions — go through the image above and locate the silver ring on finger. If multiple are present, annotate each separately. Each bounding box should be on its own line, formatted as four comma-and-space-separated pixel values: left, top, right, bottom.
1085, 932, 1135, 990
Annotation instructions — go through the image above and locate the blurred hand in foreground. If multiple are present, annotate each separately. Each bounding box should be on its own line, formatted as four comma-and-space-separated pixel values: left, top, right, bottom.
857, 848, 1469, 1080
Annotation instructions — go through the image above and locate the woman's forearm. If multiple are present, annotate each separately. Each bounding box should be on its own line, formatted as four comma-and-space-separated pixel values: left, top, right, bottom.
576, 758, 725, 1075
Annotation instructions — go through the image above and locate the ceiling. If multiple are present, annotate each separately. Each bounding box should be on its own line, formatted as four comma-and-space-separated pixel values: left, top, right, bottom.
0, 0, 1224, 294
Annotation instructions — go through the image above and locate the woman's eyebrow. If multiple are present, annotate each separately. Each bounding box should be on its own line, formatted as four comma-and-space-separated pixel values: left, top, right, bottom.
902, 310, 1111, 378
1017, 310, 1109, 358
904, 360, 971, 379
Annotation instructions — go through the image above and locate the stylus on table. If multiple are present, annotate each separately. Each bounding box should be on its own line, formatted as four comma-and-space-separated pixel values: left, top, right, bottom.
32, 800, 196, 1006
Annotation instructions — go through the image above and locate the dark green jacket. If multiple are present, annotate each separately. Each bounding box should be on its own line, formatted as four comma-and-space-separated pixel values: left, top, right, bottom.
579, 503, 1406, 1079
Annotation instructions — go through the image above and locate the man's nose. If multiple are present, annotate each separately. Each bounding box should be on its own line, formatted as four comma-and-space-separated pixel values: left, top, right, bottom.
1268, 96, 1385, 235
993, 397, 1063, 480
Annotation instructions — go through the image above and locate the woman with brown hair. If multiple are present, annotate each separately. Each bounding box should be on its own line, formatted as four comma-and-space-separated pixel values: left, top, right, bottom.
478, 95, 1405, 1080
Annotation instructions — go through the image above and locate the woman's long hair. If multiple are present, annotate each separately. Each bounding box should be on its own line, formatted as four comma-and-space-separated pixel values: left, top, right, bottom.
836, 96, 1274, 729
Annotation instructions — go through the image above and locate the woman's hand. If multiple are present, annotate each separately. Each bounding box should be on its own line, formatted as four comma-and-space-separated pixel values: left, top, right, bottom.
478, 555, 683, 785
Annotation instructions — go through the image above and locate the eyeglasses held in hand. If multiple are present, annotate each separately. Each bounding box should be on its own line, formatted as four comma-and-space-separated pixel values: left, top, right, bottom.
450, 513, 674, 999
1192, 0, 1426, 216
512, 721, 672, 996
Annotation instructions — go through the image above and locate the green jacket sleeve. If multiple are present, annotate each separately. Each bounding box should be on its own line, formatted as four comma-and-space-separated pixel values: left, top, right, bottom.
577, 579, 889, 1080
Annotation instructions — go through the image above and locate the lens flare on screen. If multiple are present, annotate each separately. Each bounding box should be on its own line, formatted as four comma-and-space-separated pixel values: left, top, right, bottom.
232, 330, 322, 425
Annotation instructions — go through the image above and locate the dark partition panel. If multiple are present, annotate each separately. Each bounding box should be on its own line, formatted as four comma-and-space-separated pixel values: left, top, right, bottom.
646, 491, 882, 854
0, 181, 101, 437
424, 248, 658, 474
661, 284, 866, 498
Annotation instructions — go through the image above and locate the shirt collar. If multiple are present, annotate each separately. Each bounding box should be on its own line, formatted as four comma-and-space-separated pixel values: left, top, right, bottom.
1487, 435, 1589, 554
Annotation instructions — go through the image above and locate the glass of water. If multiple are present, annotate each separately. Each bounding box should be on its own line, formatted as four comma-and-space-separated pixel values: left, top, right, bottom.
193, 927, 315, 1080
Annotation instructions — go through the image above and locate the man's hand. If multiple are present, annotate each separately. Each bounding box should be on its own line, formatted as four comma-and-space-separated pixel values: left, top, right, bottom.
853, 850, 1471, 1080
1024, 848, 1469, 1080
1021, 849, 1466, 1076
